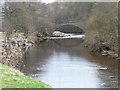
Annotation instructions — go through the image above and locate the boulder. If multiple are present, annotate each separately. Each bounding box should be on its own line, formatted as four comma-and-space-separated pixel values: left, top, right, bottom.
53, 31, 74, 37
53, 31, 65, 37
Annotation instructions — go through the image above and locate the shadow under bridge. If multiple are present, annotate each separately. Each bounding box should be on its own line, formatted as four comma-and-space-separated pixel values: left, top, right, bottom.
54, 23, 85, 34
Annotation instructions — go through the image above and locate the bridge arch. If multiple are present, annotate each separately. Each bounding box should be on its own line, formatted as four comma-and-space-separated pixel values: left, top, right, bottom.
54, 24, 85, 34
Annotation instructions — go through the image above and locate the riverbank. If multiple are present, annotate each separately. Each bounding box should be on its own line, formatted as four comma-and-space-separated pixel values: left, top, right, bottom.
84, 33, 118, 59
85, 46, 119, 60
0, 32, 35, 70
0, 63, 51, 88
84, 43, 118, 60
0, 32, 51, 88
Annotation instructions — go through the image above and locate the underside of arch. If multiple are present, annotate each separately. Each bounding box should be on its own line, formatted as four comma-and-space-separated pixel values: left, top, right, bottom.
55, 24, 85, 34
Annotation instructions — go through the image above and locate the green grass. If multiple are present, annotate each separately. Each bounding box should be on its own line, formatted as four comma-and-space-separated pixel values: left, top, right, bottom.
0, 63, 51, 88
11, 32, 25, 38
0, 32, 5, 42
0, 32, 25, 42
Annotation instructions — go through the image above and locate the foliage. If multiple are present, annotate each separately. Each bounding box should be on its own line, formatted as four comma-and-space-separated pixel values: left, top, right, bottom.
85, 3, 118, 52
2, 2, 118, 52
50, 2, 93, 24
2, 2, 55, 40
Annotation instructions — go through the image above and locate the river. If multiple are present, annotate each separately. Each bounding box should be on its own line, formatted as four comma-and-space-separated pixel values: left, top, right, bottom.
22, 39, 118, 88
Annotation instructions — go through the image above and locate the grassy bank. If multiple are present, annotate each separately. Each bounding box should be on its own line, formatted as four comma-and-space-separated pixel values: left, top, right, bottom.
0, 32, 51, 88
0, 63, 51, 88
0, 32, 5, 42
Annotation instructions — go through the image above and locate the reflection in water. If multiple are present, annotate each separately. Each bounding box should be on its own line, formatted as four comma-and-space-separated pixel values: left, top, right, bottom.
22, 39, 118, 88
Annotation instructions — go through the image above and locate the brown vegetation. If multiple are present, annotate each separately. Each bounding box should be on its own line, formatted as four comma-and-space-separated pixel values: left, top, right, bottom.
85, 3, 118, 54
1, 2, 118, 60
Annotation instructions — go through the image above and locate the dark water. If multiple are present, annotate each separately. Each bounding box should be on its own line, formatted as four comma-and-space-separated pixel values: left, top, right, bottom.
22, 39, 118, 88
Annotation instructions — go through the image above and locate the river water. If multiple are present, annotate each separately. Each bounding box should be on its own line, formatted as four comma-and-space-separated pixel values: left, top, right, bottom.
22, 39, 118, 88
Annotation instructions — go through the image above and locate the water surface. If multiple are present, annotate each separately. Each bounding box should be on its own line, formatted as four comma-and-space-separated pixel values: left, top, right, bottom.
22, 39, 118, 88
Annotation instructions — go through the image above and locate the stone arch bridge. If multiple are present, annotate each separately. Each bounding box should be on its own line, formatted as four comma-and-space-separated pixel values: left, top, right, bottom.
54, 22, 85, 34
